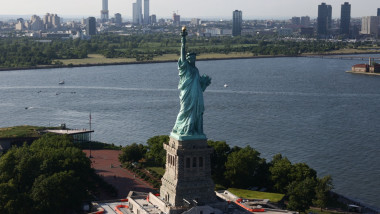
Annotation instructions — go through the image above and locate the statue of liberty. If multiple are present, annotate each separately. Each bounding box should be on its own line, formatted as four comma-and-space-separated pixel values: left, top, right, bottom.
170, 26, 211, 141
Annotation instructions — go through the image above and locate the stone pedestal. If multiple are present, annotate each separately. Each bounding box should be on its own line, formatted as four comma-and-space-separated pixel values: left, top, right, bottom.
160, 137, 216, 208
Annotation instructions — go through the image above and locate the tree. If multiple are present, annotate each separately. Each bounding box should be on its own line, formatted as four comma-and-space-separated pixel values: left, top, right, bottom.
207, 140, 230, 186
224, 146, 267, 188
290, 163, 317, 183
287, 177, 317, 213
145, 135, 168, 166
119, 143, 147, 163
313, 175, 333, 211
0, 134, 95, 213
269, 154, 293, 193
30, 171, 84, 213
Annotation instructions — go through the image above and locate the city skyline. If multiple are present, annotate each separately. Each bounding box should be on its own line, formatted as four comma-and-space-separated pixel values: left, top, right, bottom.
1, 0, 379, 20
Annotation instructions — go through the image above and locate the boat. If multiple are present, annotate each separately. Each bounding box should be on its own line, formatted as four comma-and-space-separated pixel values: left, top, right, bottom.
224, 83, 228, 88
59, 80, 64, 85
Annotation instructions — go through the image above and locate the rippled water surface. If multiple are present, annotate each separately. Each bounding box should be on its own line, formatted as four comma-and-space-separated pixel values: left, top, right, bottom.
1, 55, 379, 208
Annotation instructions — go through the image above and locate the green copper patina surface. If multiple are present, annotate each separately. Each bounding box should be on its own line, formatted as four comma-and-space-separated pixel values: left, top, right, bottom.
170, 27, 211, 141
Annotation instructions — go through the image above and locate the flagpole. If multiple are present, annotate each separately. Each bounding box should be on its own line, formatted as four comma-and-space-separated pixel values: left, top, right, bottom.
89, 112, 93, 158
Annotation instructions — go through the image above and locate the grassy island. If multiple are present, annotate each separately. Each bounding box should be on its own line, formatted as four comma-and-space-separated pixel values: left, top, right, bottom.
1, 34, 379, 71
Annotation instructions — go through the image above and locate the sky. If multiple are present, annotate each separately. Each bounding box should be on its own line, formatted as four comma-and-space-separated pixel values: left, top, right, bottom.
1, 0, 379, 20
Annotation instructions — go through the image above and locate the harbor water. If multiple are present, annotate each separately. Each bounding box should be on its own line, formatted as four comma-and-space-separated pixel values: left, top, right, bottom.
0, 55, 379, 208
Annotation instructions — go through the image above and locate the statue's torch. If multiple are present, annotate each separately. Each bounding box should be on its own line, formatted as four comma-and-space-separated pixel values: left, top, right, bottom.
181, 26, 188, 37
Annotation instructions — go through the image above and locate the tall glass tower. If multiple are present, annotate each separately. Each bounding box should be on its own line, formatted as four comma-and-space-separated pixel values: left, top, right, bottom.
101, 0, 109, 22
144, 0, 149, 25
232, 10, 242, 36
317, 3, 331, 36
86, 17, 96, 36
132, 0, 143, 24
340, 2, 351, 35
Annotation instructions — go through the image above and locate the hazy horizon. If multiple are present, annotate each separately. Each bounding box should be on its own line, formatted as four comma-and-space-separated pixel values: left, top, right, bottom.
0, 0, 379, 21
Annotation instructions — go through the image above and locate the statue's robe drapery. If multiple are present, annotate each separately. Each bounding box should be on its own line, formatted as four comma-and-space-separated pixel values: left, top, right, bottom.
171, 58, 209, 140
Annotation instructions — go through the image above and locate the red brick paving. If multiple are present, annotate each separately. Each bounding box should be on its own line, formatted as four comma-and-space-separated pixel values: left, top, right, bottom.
83, 150, 155, 200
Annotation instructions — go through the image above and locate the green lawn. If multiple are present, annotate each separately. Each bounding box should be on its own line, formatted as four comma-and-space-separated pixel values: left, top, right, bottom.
0, 125, 57, 138
228, 188, 284, 203
307, 208, 345, 214
59, 54, 137, 65
59, 52, 258, 66
146, 166, 165, 176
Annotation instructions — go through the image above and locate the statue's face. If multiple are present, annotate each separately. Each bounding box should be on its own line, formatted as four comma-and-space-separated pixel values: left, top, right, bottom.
187, 55, 196, 65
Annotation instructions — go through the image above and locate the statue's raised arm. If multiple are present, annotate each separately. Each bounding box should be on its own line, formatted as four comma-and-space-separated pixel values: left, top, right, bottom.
170, 26, 211, 141
180, 26, 187, 63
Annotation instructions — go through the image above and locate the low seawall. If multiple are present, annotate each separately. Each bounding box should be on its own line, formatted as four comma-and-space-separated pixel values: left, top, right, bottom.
331, 191, 380, 214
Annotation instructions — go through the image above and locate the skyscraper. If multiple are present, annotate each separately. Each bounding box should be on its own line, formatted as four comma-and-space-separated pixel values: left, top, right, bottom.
377, 8, 380, 16
317, 3, 331, 36
86, 17, 96, 36
232, 10, 242, 36
132, 3, 138, 24
144, 0, 149, 25
340, 2, 351, 35
300, 16, 310, 26
132, 0, 143, 24
101, 0, 109, 22
115, 13, 122, 27
327, 5, 332, 29
291, 17, 301, 25
172, 13, 180, 26
150, 14, 156, 24
42, 13, 60, 29
361, 16, 380, 36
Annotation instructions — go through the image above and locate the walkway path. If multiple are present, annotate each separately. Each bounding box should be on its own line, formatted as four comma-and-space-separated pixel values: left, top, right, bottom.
83, 150, 155, 200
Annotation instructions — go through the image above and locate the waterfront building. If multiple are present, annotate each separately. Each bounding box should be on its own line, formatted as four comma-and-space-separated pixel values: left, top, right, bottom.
45, 129, 94, 143
232, 10, 242, 36
144, 0, 149, 25
317, 3, 332, 36
340, 2, 351, 36
360, 16, 380, 36
0, 125, 94, 153
101, 0, 109, 22
378, 8, 380, 16
352, 59, 380, 73
86, 17, 96, 36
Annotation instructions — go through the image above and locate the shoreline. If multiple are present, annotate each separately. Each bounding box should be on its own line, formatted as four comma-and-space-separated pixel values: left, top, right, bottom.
1, 51, 380, 72
0, 55, 290, 72
346, 70, 380, 76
